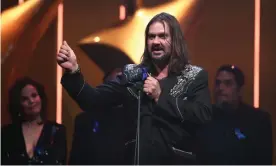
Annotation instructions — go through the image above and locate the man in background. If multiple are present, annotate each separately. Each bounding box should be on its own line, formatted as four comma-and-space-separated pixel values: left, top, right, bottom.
69, 68, 125, 164
196, 64, 272, 165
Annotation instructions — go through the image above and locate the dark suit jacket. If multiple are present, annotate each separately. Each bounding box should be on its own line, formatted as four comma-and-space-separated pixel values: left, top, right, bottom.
69, 106, 126, 165
1, 121, 67, 165
62, 64, 212, 164
196, 103, 272, 165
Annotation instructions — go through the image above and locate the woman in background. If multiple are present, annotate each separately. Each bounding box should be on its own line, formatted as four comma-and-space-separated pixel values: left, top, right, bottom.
1, 77, 67, 165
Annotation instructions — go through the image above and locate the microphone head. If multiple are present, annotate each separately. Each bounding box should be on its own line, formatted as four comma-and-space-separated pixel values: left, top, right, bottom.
122, 64, 148, 84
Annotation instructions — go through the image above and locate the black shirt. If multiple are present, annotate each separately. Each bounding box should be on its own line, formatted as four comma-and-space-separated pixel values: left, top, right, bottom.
69, 106, 126, 165
196, 103, 272, 165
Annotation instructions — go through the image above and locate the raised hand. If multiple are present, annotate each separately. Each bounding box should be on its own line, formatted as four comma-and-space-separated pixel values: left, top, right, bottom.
57, 41, 78, 73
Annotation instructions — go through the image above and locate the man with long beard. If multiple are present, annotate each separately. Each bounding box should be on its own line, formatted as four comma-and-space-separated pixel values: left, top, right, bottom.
57, 12, 212, 164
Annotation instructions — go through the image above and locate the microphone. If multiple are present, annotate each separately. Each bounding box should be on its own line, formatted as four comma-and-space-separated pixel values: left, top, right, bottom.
121, 64, 148, 85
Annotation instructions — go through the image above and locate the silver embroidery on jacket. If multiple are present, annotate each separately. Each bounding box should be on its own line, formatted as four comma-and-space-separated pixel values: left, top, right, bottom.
127, 87, 138, 99
170, 64, 202, 97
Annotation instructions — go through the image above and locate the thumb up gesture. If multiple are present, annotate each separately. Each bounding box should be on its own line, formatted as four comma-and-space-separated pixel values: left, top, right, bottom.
57, 41, 79, 73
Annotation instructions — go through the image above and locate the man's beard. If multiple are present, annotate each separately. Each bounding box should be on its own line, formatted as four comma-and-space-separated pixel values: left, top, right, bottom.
151, 52, 170, 66
215, 99, 239, 114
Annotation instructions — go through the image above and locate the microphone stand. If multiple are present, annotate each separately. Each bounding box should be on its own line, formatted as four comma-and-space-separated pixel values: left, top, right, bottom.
134, 90, 141, 165
125, 67, 147, 165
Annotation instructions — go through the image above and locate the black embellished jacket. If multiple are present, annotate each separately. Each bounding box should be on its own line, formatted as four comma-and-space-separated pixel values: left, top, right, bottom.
61, 64, 212, 164
1, 121, 67, 165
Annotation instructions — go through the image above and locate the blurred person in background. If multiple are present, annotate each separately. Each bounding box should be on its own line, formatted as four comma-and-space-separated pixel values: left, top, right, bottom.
69, 68, 126, 164
1, 77, 67, 165
196, 64, 272, 165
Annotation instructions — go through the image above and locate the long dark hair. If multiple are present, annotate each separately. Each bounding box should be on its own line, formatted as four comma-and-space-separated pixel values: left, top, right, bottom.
140, 12, 190, 75
8, 76, 47, 123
